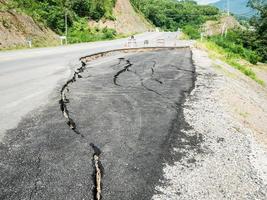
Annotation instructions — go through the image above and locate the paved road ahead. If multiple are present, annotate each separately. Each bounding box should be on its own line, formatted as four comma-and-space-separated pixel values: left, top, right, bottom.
0, 32, 179, 140
0, 44, 195, 198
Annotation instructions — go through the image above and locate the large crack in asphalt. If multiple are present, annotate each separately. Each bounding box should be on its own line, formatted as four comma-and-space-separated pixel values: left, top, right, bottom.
112, 58, 171, 107
57, 48, 196, 199
59, 61, 87, 136
125, 60, 192, 111
116, 59, 165, 96
113, 60, 133, 86
59, 56, 160, 199
114, 59, 179, 112
58, 57, 134, 199
59, 60, 105, 200
0, 47, 199, 199
90, 143, 103, 200
147, 60, 163, 84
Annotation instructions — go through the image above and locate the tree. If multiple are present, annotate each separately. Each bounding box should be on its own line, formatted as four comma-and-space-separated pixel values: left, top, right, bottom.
248, 0, 267, 61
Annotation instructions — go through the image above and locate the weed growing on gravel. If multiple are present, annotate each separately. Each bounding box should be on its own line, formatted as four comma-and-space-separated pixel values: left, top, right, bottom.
0, 37, 60, 51
197, 40, 265, 86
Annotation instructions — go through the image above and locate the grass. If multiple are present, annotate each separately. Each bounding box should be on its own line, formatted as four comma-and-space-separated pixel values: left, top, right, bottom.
0, 37, 61, 51
213, 64, 237, 79
238, 111, 250, 118
178, 32, 190, 40
197, 40, 265, 86
0, 31, 128, 51
209, 35, 260, 65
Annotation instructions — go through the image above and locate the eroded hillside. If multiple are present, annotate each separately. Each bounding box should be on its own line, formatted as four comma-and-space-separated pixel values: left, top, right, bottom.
0, 0, 152, 49
89, 0, 153, 34
0, 0, 58, 49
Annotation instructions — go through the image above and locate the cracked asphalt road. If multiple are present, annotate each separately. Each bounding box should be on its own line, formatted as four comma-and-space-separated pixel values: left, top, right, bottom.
0, 32, 169, 140
0, 48, 195, 199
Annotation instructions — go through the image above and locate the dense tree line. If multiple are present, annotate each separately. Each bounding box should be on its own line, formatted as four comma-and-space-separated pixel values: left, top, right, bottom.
12, 0, 116, 33
131, 0, 266, 63
218, 0, 267, 63
130, 0, 220, 31
4, 0, 266, 62
246, 0, 267, 62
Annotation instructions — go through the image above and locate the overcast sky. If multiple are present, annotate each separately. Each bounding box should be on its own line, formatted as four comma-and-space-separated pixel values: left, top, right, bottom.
196, 0, 219, 4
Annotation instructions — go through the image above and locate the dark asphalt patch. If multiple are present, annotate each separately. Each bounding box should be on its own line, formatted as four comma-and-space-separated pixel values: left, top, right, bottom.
0, 48, 197, 200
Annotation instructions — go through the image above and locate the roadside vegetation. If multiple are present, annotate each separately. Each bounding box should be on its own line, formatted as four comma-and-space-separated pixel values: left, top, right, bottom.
141, 0, 266, 85
2, 0, 266, 83
67, 18, 118, 44
197, 40, 264, 85
130, 0, 220, 31
195, 1, 266, 65
3, 0, 118, 43
202, 0, 266, 84
131, 0, 266, 85
208, 30, 260, 64
198, 29, 265, 85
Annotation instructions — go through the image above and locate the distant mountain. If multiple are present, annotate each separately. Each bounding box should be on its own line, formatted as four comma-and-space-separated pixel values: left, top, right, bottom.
211, 0, 256, 18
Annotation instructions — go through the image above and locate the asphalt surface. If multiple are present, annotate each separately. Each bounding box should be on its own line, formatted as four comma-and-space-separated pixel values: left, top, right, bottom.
0, 32, 176, 140
0, 48, 195, 199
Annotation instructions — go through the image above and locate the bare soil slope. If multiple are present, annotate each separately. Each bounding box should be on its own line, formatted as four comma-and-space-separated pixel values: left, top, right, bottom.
203, 15, 241, 36
0, 1, 58, 49
89, 0, 153, 34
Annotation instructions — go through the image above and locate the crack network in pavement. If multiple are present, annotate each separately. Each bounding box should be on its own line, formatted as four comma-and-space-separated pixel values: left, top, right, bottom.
59, 61, 88, 136
59, 60, 104, 200
58, 48, 195, 200
121, 59, 182, 109
113, 60, 133, 86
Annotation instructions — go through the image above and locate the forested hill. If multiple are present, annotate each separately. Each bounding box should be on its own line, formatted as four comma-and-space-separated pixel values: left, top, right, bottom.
211, 0, 256, 17
1, 0, 153, 48
130, 0, 220, 39
131, 0, 266, 64
1, 0, 220, 48
10, 0, 117, 33
0, 0, 118, 49
130, 0, 220, 31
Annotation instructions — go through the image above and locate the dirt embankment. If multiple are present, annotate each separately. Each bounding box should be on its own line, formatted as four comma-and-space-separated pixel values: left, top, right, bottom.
203, 15, 241, 36
0, 2, 58, 49
89, 0, 153, 34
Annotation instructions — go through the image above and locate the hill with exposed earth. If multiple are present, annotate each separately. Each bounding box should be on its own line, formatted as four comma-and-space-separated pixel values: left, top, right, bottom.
89, 0, 153, 34
0, 0, 152, 49
0, 0, 58, 49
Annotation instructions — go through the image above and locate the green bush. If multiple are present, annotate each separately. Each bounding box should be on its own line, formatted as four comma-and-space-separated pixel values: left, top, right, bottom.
68, 18, 117, 44
11, 0, 117, 34
209, 32, 261, 64
248, 0, 267, 63
102, 27, 116, 39
130, 0, 220, 31
182, 25, 201, 39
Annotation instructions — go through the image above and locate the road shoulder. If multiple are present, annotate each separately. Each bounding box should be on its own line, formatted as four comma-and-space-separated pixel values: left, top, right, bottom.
152, 48, 267, 200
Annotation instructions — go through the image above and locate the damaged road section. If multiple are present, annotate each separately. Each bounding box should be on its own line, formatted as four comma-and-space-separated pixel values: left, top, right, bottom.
63, 48, 196, 199
59, 47, 188, 135
59, 61, 87, 135
0, 47, 196, 200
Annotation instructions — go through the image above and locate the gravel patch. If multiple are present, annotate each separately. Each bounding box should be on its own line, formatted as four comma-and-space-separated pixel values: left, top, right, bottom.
152, 48, 267, 200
